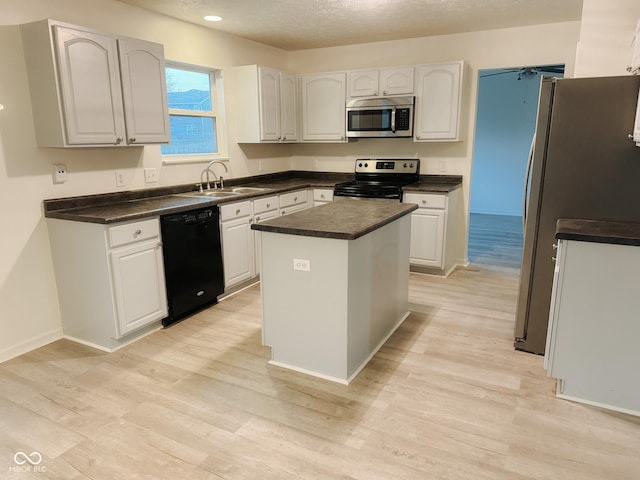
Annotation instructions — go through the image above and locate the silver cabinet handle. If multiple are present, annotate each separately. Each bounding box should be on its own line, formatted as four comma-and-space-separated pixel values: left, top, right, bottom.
129, 137, 136, 143
266, 203, 270, 208
115, 137, 123, 144
133, 229, 142, 237
235, 208, 241, 215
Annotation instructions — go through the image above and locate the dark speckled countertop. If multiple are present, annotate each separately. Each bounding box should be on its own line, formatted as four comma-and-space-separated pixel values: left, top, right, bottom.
43, 171, 461, 224
556, 218, 640, 247
251, 199, 418, 240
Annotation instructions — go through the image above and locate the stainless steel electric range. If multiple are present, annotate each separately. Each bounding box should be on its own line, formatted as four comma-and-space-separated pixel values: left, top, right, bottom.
333, 158, 420, 201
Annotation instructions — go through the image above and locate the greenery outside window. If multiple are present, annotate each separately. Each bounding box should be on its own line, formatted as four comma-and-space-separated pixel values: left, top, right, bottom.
162, 62, 227, 164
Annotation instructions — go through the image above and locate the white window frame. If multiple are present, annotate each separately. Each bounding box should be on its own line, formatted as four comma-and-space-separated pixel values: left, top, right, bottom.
162, 61, 228, 165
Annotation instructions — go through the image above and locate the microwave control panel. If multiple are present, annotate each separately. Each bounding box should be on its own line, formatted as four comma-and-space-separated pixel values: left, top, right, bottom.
395, 108, 411, 130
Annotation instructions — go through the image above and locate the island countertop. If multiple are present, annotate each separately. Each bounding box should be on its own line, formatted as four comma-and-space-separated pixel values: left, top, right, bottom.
556, 218, 640, 246
251, 198, 418, 240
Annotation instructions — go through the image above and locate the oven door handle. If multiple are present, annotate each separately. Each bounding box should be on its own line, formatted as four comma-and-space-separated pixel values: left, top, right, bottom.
391, 107, 396, 133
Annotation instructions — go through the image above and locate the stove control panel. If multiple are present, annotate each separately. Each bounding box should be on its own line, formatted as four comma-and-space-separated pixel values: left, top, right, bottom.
354, 158, 419, 174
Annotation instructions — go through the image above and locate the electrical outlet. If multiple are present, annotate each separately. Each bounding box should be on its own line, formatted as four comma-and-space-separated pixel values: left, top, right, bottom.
144, 167, 157, 184
293, 258, 311, 272
53, 164, 67, 184
439, 159, 447, 172
115, 170, 127, 187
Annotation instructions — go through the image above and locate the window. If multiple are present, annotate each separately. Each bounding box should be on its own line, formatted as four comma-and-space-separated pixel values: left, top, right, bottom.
162, 63, 226, 163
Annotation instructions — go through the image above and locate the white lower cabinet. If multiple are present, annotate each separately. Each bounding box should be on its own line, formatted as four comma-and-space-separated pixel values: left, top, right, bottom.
313, 188, 334, 206
220, 201, 255, 290
253, 195, 279, 274
405, 189, 460, 275
47, 217, 167, 350
545, 239, 640, 416
279, 189, 310, 216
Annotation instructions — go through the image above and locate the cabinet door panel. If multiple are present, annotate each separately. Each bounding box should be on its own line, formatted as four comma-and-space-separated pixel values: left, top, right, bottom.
415, 63, 462, 141
301, 73, 346, 142
348, 70, 379, 97
221, 218, 255, 288
118, 37, 170, 144
409, 209, 445, 267
110, 239, 167, 337
258, 67, 280, 141
279, 72, 298, 141
380, 67, 414, 95
54, 25, 125, 145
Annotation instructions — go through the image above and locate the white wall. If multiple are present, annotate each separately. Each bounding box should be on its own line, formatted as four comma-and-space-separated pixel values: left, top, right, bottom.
575, 0, 640, 77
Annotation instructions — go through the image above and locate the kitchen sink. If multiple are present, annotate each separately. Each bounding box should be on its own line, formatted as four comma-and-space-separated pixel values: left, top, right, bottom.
177, 190, 242, 198
228, 187, 268, 194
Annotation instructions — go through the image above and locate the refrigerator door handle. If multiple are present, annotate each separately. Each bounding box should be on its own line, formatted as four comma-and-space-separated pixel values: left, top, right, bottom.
523, 133, 536, 234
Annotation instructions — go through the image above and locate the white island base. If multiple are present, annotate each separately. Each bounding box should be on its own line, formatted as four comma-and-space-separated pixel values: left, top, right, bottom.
259, 214, 411, 384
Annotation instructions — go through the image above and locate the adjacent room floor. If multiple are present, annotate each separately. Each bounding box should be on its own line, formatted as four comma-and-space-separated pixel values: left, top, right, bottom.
1, 259, 639, 479
468, 213, 523, 270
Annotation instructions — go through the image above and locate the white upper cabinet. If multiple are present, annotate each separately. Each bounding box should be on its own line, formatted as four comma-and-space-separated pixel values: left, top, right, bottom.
300, 72, 347, 142
279, 71, 299, 142
235, 65, 298, 143
117, 37, 170, 145
414, 62, 464, 142
20, 19, 170, 147
348, 69, 379, 97
348, 66, 414, 97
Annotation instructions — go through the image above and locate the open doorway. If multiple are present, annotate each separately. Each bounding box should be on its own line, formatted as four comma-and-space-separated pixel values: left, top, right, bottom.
468, 64, 564, 269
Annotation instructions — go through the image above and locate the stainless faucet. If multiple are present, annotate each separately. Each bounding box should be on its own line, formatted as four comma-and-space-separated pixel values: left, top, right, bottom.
201, 160, 229, 190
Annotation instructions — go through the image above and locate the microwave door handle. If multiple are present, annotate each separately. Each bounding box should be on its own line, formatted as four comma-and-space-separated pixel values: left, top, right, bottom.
391, 107, 396, 133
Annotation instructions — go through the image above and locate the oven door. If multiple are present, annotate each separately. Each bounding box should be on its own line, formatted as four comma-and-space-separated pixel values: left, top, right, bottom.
333, 185, 403, 201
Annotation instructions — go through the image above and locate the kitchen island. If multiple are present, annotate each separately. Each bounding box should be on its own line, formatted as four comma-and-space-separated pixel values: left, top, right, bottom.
252, 199, 417, 384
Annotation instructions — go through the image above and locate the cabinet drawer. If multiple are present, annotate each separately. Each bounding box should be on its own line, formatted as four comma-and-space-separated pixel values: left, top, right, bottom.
220, 201, 252, 221
108, 218, 159, 248
404, 193, 447, 209
280, 190, 307, 208
313, 189, 334, 202
253, 195, 279, 215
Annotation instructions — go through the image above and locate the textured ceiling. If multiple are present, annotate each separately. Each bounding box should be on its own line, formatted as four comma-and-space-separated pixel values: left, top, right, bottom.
118, 0, 583, 51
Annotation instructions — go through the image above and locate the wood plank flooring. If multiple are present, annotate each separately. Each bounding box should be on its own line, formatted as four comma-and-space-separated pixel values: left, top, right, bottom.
2, 265, 640, 479
468, 213, 523, 270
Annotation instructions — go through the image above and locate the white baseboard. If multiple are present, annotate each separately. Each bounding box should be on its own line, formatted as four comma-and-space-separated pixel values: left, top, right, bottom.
0, 328, 63, 363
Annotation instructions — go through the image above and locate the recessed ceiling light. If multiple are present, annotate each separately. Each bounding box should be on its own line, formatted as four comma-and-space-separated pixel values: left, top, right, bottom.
204, 15, 222, 22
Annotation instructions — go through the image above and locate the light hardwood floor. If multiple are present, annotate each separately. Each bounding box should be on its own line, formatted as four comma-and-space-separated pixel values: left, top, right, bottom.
2, 266, 640, 479
468, 213, 523, 270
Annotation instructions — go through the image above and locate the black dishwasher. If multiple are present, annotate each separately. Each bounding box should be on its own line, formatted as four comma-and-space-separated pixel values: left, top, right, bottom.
160, 207, 224, 326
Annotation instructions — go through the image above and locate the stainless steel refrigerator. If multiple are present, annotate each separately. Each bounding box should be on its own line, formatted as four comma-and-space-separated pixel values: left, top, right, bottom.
515, 75, 640, 354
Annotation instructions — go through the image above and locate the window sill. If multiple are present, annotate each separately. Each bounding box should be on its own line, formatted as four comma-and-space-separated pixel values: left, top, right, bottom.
161, 153, 230, 165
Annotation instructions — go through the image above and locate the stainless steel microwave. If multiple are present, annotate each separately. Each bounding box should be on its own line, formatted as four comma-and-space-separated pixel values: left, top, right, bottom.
346, 96, 414, 138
